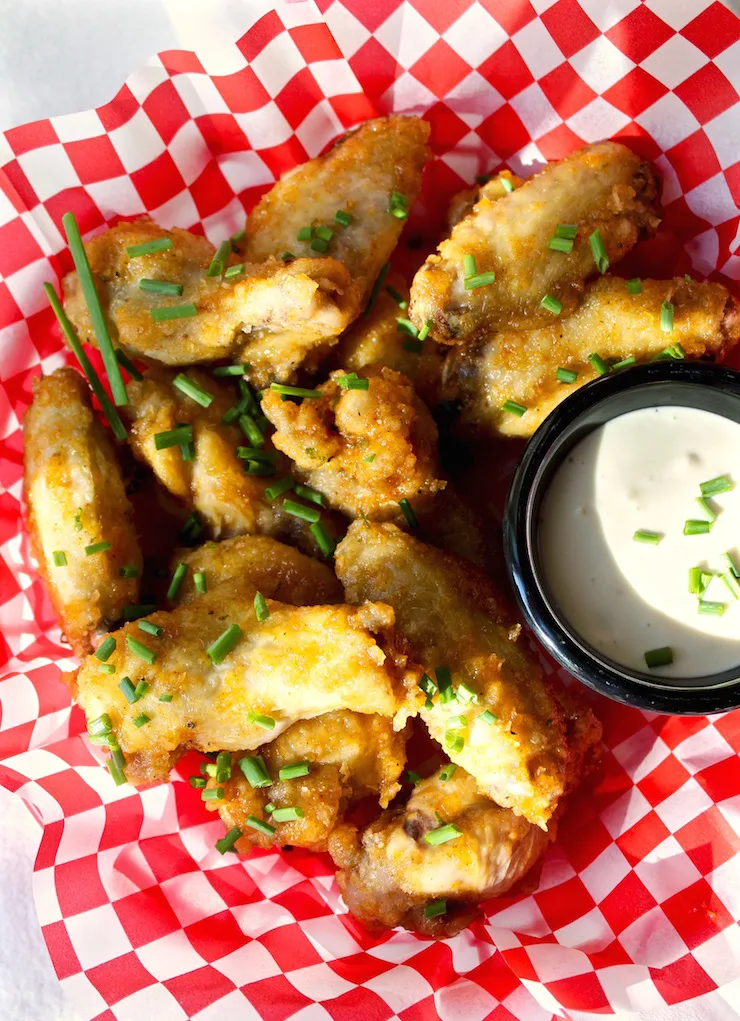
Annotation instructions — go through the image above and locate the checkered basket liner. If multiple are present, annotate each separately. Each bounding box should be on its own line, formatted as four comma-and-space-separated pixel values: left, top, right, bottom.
2, 1, 740, 1018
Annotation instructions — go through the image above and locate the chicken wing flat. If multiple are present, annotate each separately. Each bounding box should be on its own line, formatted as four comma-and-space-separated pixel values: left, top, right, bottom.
208, 711, 407, 853
330, 766, 548, 936
446, 170, 523, 232
262, 367, 446, 522
170, 534, 342, 605
445, 275, 740, 439
244, 116, 431, 305
74, 586, 414, 785
62, 219, 359, 383
24, 367, 142, 656
335, 521, 567, 829
410, 142, 660, 342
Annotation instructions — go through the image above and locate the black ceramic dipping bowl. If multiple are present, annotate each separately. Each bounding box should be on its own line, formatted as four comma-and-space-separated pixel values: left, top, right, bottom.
503, 360, 740, 715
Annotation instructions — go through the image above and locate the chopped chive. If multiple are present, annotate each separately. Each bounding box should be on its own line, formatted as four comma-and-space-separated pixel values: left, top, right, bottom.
418, 320, 432, 342
700, 475, 733, 497
133, 680, 150, 700
154, 425, 193, 450
119, 565, 139, 578
283, 499, 320, 523
588, 352, 610, 376
555, 224, 577, 240
85, 541, 111, 556
279, 761, 310, 780
297, 226, 312, 242
95, 636, 117, 662
254, 591, 269, 622
424, 823, 462, 846
150, 303, 198, 322
230, 229, 246, 246
239, 754, 271, 788
404, 338, 423, 353
133, 713, 151, 728
44, 282, 128, 439
216, 826, 242, 854
696, 497, 717, 523
138, 619, 164, 637
446, 715, 468, 729
613, 355, 636, 371
201, 762, 218, 778
310, 521, 336, 557
126, 237, 173, 258
108, 761, 127, 786
463, 254, 477, 277
207, 240, 233, 278
264, 803, 276, 815
248, 711, 276, 731
501, 176, 515, 193
396, 318, 419, 338
190, 775, 207, 789
684, 519, 712, 536
456, 682, 478, 704
311, 236, 329, 254
464, 272, 495, 290
335, 209, 352, 227
206, 623, 243, 664
336, 373, 369, 390
688, 567, 704, 596
406, 770, 422, 786
88, 714, 112, 737
159, 693, 173, 702
626, 278, 642, 295
224, 264, 244, 279
167, 562, 188, 601
173, 373, 213, 408
644, 647, 673, 669
548, 236, 574, 254
478, 709, 497, 724
237, 446, 275, 463
399, 498, 418, 528
419, 674, 437, 703
540, 294, 562, 315
107, 735, 127, 770
265, 477, 295, 501
314, 224, 333, 242
216, 752, 232, 783
118, 677, 137, 703
244, 460, 275, 477
238, 414, 264, 447
99, 663, 116, 674
202, 787, 225, 802
271, 806, 305, 822
556, 367, 578, 384
699, 600, 725, 616
245, 815, 276, 836
502, 400, 527, 417
660, 301, 674, 332
386, 285, 407, 309
389, 191, 408, 219
723, 552, 740, 578
365, 261, 390, 314
722, 571, 740, 600
633, 530, 662, 545
194, 571, 207, 594
436, 667, 456, 705
269, 383, 320, 399
74, 509, 83, 532
424, 899, 447, 919
214, 364, 246, 377
294, 483, 325, 507
115, 348, 143, 382
52, 550, 67, 567
363, 454, 376, 463
63, 212, 128, 407
139, 278, 183, 296
589, 229, 609, 274
439, 763, 457, 782
126, 635, 157, 664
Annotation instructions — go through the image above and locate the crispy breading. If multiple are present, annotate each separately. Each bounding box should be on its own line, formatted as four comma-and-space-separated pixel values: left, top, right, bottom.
244, 116, 431, 305
335, 521, 567, 829
262, 367, 446, 522
446, 170, 523, 232
170, 534, 342, 605
445, 275, 740, 439
74, 586, 415, 785
62, 219, 360, 384
209, 711, 407, 853
410, 142, 660, 342
23, 368, 142, 656
330, 767, 549, 935
123, 367, 343, 557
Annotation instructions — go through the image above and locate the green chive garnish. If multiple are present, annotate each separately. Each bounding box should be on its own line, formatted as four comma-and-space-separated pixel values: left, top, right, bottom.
126, 237, 172, 258
190, 775, 207, 789
556, 367, 578, 384
463, 254, 477, 277
626, 278, 642, 295
417, 320, 432, 342
133, 680, 149, 700
265, 477, 294, 501
446, 715, 468, 730
478, 709, 497, 724
365, 261, 390, 314
106, 734, 127, 769
696, 497, 717, 523
314, 224, 333, 242
293, 483, 325, 507
700, 475, 733, 497
723, 552, 740, 578
254, 591, 269, 622
85, 541, 111, 556
396, 318, 419, 338
688, 567, 704, 596
588, 352, 610, 376
138, 619, 164, 637
644, 647, 673, 668
684, 519, 712, 536
245, 816, 276, 836
213, 364, 246, 377
159, 693, 173, 702
118, 677, 137, 703
115, 348, 143, 382
108, 761, 127, 786
589, 229, 609, 274
279, 761, 310, 780
336, 373, 369, 390
398, 498, 418, 528
206, 623, 243, 664
173, 374, 213, 408
436, 667, 456, 705
202, 787, 225, 802
548, 236, 574, 254
722, 571, 740, 600
335, 209, 352, 227
406, 770, 422, 786
207, 240, 232, 278
126, 636, 157, 664
248, 711, 276, 731
660, 301, 674, 333
502, 400, 527, 417
154, 425, 193, 450
424, 823, 462, 846
446, 732, 465, 753
456, 682, 478, 704
439, 764, 457, 782
389, 191, 408, 219
540, 294, 562, 315
133, 713, 151, 728
310, 521, 336, 558
555, 224, 577, 240
167, 562, 188, 601
139, 279, 183, 296
613, 355, 636, 370
464, 272, 495, 290
119, 565, 139, 578
501, 177, 515, 193
633, 530, 662, 545
297, 226, 312, 242
386, 285, 407, 309
271, 806, 304, 822
311, 236, 329, 254
424, 899, 447, 919
216, 826, 242, 854
194, 571, 207, 594
269, 383, 320, 399
99, 663, 115, 674
283, 499, 320, 523
230, 229, 246, 246
95, 636, 116, 662
150, 304, 198, 322
216, 751, 232, 783
239, 755, 271, 788
224, 264, 244, 279
699, 600, 725, 616
88, 714, 112, 737
281, 252, 295, 263
52, 551, 67, 567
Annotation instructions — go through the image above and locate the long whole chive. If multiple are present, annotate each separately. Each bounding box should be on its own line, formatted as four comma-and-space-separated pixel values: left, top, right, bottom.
119, 565, 139, 578
214, 364, 246, 377
555, 224, 577, 240
660, 301, 674, 333
216, 751, 232, 783
167, 562, 188, 601
335, 209, 352, 227
700, 475, 733, 497
207, 240, 233, 278
588, 352, 610, 376
224, 264, 244, 279
271, 806, 305, 823
126, 635, 157, 664
445, 731, 465, 752
547, 236, 574, 254
699, 600, 726, 616
202, 787, 225, 802
239, 755, 271, 788
95, 636, 116, 662
52, 551, 68, 567
139, 279, 183, 296
311, 236, 329, 254
310, 521, 336, 558
613, 355, 636, 370
193, 571, 207, 595
44, 284, 128, 441
190, 775, 207, 789
456, 682, 478, 704
502, 400, 527, 417
269, 383, 320, 399
245, 815, 276, 836
589, 229, 609, 274
365, 261, 390, 314
126, 237, 173, 258
154, 425, 193, 450
115, 348, 143, 382
336, 374, 370, 390
133, 680, 149, 700
159, 693, 173, 702
133, 713, 151, 728
424, 899, 447, 919
464, 272, 495, 290
435, 666, 456, 705
151, 304, 198, 322
386, 285, 407, 308
684, 519, 712, 536
463, 254, 477, 277
265, 477, 295, 501
88, 713, 112, 737
85, 541, 112, 556
626, 278, 642, 295
279, 761, 310, 780
118, 677, 137, 703
396, 318, 419, 338
283, 499, 320, 523
206, 623, 243, 664
688, 567, 704, 596
254, 591, 269, 622
399, 498, 418, 528
556, 367, 578, 384
138, 619, 164, 638
644, 647, 674, 669
173, 374, 213, 408
294, 483, 325, 507
696, 497, 717, 523
424, 823, 463, 846
540, 294, 562, 314
478, 709, 497, 724
439, 763, 457, 782
99, 663, 115, 675
247, 711, 275, 731
406, 770, 422, 786
216, 826, 242, 855
633, 530, 662, 545
722, 571, 740, 600
62, 212, 128, 407
389, 191, 408, 219
723, 552, 740, 578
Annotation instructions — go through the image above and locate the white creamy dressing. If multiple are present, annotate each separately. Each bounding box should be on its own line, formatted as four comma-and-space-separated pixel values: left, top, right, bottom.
539, 406, 740, 680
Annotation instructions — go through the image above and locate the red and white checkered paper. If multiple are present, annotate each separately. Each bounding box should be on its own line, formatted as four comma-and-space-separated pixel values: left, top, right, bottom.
2, 1, 740, 1018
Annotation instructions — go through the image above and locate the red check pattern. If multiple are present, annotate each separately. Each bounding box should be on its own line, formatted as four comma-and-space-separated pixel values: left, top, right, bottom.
1, 1, 740, 1018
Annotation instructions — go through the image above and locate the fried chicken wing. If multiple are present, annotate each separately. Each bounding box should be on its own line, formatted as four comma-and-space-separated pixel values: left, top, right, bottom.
262, 367, 446, 522
244, 116, 431, 305
445, 275, 740, 439
23, 368, 142, 656
62, 220, 359, 384
74, 586, 413, 785
209, 711, 407, 853
170, 534, 342, 605
446, 170, 523, 232
410, 142, 660, 342
335, 521, 567, 829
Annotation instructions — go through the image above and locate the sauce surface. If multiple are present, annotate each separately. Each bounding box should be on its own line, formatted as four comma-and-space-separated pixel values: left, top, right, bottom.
539, 405, 740, 680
